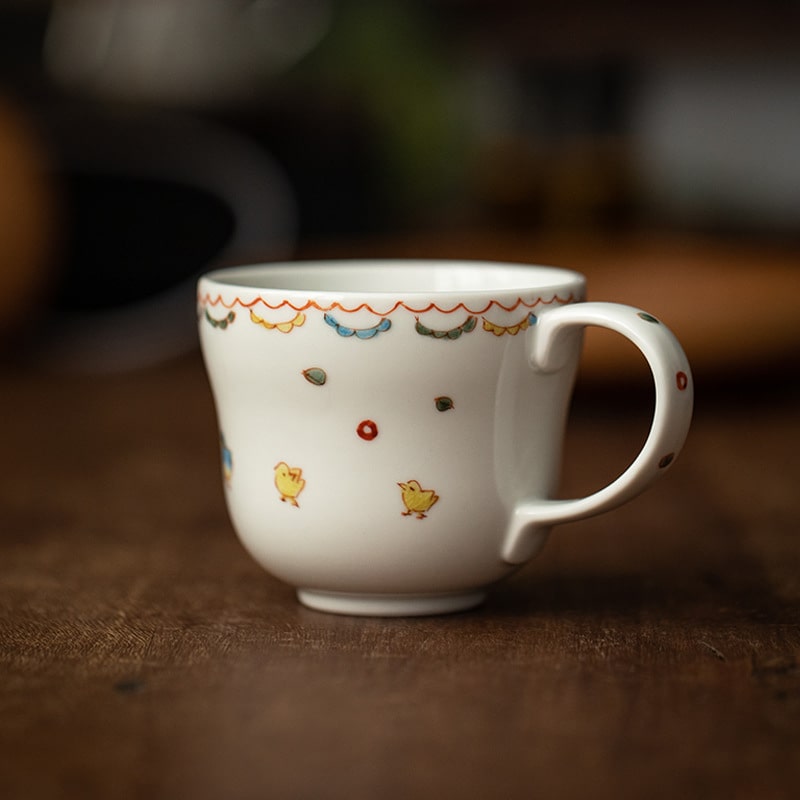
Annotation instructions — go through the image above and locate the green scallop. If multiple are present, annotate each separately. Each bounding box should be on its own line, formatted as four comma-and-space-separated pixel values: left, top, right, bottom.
415, 315, 477, 340
205, 309, 236, 329
302, 367, 327, 386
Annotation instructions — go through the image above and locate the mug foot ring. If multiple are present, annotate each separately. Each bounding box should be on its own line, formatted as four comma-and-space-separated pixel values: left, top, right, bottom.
297, 589, 487, 617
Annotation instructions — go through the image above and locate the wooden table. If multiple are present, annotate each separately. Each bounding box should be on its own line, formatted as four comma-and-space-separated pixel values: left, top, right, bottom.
2, 236, 799, 799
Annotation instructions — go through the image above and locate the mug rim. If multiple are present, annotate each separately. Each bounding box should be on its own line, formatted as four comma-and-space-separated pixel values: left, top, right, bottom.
199, 259, 586, 298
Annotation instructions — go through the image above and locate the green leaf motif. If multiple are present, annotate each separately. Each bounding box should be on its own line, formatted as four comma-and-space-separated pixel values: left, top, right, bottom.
302, 367, 327, 386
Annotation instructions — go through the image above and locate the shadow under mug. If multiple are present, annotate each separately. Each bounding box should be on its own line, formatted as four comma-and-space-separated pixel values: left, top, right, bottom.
198, 260, 693, 616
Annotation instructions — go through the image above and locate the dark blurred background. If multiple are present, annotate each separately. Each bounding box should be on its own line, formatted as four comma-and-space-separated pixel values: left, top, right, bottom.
0, 0, 798, 375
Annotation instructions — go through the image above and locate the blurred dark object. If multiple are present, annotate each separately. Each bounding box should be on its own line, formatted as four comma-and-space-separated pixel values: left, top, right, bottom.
448, 2, 800, 236
4, 0, 800, 243
37, 105, 295, 372
0, 93, 57, 343
465, 58, 635, 229
42, 0, 332, 107
55, 173, 233, 313
631, 56, 800, 235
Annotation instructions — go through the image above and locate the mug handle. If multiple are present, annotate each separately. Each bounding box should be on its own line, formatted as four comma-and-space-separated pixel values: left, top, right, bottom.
501, 302, 694, 564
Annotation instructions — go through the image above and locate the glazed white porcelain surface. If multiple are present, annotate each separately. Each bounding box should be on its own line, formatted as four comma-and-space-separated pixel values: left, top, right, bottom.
198, 260, 693, 616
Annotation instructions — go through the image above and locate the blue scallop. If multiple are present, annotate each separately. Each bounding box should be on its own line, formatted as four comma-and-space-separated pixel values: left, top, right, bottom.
324, 313, 391, 339
323, 313, 344, 332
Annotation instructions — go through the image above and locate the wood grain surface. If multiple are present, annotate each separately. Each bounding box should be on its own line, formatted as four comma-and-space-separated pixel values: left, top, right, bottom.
1, 317, 798, 798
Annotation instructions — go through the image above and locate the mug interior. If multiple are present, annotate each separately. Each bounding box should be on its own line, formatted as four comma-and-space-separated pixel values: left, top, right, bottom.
203, 260, 584, 296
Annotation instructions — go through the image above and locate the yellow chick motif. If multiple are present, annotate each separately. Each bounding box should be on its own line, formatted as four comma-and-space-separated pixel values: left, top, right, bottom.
274, 462, 306, 507
398, 480, 439, 519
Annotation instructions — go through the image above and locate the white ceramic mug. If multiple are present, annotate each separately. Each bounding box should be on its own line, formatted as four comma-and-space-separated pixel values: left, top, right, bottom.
198, 260, 693, 616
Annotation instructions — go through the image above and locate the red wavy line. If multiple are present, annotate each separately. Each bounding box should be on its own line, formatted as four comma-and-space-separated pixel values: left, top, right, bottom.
197, 293, 576, 315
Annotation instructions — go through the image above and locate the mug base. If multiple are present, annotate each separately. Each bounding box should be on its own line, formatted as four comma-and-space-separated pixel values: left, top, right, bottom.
297, 588, 487, 617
